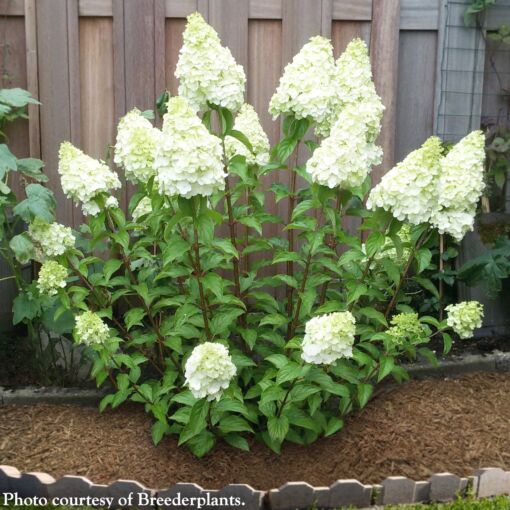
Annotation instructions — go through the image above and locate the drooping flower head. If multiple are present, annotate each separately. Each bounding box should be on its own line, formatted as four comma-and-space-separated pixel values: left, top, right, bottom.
432, 131, 486, 241
114, 108, 160, 184
301, 311, 356, 365
225, 103, 270, 166
74, 311, 110, 346
58, 142, 121, 216
306, 104, 382, 189
318, 38, 384, 139
154, 97, 225, 198
445, 301, 484, 339
367, 136, 443, 225
386, 313, 427, 345
28, 219, 75, 260
37, 260, 68, 296
269, 36, 337, 128
176, 12, 246, 112
184, 342, 237, 401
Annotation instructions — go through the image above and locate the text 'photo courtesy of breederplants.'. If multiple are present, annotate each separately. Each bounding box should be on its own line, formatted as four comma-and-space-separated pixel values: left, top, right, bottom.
8, 12, 488, 457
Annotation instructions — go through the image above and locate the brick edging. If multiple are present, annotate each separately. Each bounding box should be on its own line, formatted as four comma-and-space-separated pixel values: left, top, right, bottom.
1, 466, 510, 509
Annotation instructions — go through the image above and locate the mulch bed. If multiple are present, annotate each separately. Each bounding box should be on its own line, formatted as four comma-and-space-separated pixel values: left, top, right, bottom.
1, 372, 510, 491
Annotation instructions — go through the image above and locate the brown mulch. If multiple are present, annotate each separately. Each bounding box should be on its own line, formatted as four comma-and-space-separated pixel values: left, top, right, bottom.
1, 372, 510, 490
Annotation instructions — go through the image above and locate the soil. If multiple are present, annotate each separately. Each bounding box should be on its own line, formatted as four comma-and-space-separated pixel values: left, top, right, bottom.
429, 333, 510, 357
1, 372, 510, 490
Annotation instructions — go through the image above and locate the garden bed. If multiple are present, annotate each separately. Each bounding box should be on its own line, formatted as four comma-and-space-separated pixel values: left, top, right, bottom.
1, 372, 510, 491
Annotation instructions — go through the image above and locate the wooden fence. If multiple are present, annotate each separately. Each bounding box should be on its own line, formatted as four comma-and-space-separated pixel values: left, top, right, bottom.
0, 0, 508, 329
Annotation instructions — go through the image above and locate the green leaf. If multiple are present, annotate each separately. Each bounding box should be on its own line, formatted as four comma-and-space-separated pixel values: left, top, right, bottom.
276, 362, 302, 385
13, 183, 55, 222
365, 232, 386, 258
179, 399, 210, 445
359, 307, 388, 327
324, 417, 344, 437
219, 415, 253, 434
415, 248, 432, 274
16, 158, 47, 182
9, 233, 34, 264
357, 383, 373, 408
259, 314, 288, 328
377, 356, 395, 382
202, 272, 224, 299
229, 129, 253, 153
187, 430, 215, 458
223, 433, 250, 451
267, 415, 289, 442
0, 88, 39, 107
103, 259, 123, 282
151, 420, 169, 445
124, 307, 146, 331
442, 332, 453, 355
275, 138, 297, 163
12, 291, 41, 325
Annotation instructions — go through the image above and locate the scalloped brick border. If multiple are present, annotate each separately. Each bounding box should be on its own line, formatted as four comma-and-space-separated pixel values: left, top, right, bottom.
2, 466, 510, 508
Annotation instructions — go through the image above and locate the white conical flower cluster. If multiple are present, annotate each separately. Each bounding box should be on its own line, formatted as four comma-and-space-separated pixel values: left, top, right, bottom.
175, 12, 246, 112
318, 38, 384, 140
58, 142, 121, 216
445, 301, 484, 339
75, 311, 110, 346
154, 97, 225, 198
301, 311, 356, 365
37, 260, 68, 296
306, 104, 382, 189
28, 219, 75, 260
368, 132, 485, 241
114, 109, 160, 184
269, 36, 337, 128
432, 131, 486, 241
367, 136, 444, 225
184, 342, 237, 401
225, 103, 270, 166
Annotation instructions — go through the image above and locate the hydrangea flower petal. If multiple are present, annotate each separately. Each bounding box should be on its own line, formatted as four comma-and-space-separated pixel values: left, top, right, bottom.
176, 12, 246, 112
185, 342, 237, 401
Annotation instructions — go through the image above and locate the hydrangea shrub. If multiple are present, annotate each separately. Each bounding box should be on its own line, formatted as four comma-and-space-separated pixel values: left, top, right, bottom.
14, 13, 487, 456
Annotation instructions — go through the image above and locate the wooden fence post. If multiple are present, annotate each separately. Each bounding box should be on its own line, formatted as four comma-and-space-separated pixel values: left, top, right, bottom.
370, 0, 401, 183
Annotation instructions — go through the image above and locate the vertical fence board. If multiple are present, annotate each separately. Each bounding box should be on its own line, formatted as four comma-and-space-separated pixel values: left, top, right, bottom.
248, 19, 283, 243
36, 0, 80, 226
0, 15, 29, 331
331, 20, 371, 57
24, 0, 40, 159
164, 18, 185, 95
79, 18, 115, 161
395, 30, 437, 161
370, 0, 401, 182
209, 0, 249, 70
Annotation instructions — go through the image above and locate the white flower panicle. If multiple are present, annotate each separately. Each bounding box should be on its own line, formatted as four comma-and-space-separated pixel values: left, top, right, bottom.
269, 36, 337, 128
37, 260, 68, 296
445, 301, 484, 339
114, 109, 160, 184
132, 196, 152, 221
301, 311, 356, 365
432, 131, 486, 241
154, 96, 225, 198
306, 104, 382, 189
58, 142, 121, 216
105, 196, 119, 209
185, 342, 237, 401
29, 219, 75, 259
318, 38, 384, 139
367, 136, 443, 225
175, 12, 246, 112
225, 103, 270, 166
75, 311, 110, 346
